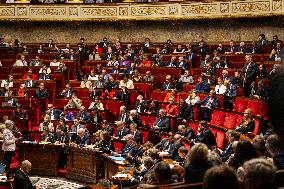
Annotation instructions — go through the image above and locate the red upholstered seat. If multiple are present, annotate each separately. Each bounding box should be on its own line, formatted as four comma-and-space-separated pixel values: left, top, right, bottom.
134, 82, 152, 100
105, 100, 124, 116
140, 115, 150, 126
253, 118, 261, 135
148, 116, 157, 127
150, 90, 167, 102
189, 122, 199, 134
236, 114, 244, 126
141, 131, 150, 144
193, 107, 199, 121
113, 141, 125, 153
247, 100, 261, 116
210, 110, 226, 127
57, 168, 67, 178
216, 131, 226, 149
234, 98, 248, 113
224, 112, 238, 129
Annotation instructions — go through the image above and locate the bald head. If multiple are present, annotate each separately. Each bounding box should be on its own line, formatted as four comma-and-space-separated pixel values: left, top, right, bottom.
21, 160, 32, 174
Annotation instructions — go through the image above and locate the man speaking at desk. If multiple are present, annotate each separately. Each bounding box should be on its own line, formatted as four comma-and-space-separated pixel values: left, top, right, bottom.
14, 160, 40, 189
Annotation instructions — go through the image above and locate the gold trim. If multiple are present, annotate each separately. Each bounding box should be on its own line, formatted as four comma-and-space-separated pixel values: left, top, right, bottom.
0, 1, 283, 21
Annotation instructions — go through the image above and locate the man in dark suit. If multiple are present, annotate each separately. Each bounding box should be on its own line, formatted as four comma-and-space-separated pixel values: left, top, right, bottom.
153, 109, 170, 132
129, 123, 142, 144
242, 54, 258, 97
35, 82, 49, 113
220, 130, 240, 162
195, 121, 216, 149
161, 75, 175, 91
178, 99, 194, 123
14, 160, 38, 189
117, 106, 129, 123
76, 106, 91, 123
135, 95, 148, 113
201, 90, 219, 121
60, 83, 74, 98
116, 121, 129, 139
39, 69, 51, 80
126, 110, 142, 127
225, 41, 237, 54
195, 76, 210, 93
24, 75, 36, 88
177, 125, 196, 140
46, 104, 61, 120
185, 49, 197, 68
155, 137, 175, 155
75, 128, 90, 148
121, 134, 139, 157
101, 120, 114, 136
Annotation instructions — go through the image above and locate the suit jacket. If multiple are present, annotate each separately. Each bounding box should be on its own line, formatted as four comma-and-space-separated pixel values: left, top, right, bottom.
13, 169, 36, 189
135, 100, 148, 113
117, 112, 129, 123
236, 46, 248, 54
35, 88, 49, 100
116, 91, 131, 105
178, 103, 194, 121
201, 96, 219, 110
179, 127, 196, 140
116, 127, 129, 139
130, 130, 142, 144
226, 46, 237, 53
39, 74, 51, 80
76, 111, 91, 122
75, 134, 90, 147
60, 88, 75, 98
12, 110, 28, 120
161, 82, 175, 90
47, 109, 62, 120
55, 133, 69, 144
24, 80, 36, 88
221, 143, 233, 162
195, 128, 217, 148
196, 82, 210, 93
122, 143, 138, 157
90, 113, 103, 125
60, 111, 74, 121
154, 117, 170, 131
29, 60, 42, 67
242, 62, 258, 83
126, 116, 142, 127
155, 138, 175, 155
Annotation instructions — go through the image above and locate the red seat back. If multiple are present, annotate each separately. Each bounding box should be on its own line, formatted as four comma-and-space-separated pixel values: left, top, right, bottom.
224, 112, 238, 129
234, 98, 248, 113
112, 141, 125, 153
210, 110, 226, 127
216, 131, 226, 149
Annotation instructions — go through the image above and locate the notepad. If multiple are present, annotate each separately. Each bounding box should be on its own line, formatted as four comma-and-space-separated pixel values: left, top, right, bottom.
108, 156, 125, 161
112, 173, 128, 178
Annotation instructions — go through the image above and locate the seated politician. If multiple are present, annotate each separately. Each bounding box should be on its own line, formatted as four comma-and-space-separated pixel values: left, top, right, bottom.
235, 108, 255, 134
74, 128, 90, 148
14, 160, 39, 189
152, 109, 170, 132
195, 121, 216, 149
93, 131, 114, 154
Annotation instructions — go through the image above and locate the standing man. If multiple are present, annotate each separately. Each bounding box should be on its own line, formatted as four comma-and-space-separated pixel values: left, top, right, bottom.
242, 55, 258, 97
0, 122, 15, 178
35, 82, 49, 113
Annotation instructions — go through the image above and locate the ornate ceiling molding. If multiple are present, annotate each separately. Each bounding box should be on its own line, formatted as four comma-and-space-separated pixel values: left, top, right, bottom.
0, 0, 283, 21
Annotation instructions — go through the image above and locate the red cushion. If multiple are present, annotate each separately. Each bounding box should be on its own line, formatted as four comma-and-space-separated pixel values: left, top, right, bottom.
253, 119, 261, 135
113, 141, 125, 153
247, 100, 261, 116
224, 112, 238, 129
216, 131, 226, 149
189, 122, 199, 134
210, 110, 226, 127
57, 168, 67, 178
141, 131, 150, 144
234, 98, 248, 113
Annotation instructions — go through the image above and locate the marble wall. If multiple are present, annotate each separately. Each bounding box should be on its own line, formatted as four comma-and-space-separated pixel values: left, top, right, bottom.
1, 18, 284, 44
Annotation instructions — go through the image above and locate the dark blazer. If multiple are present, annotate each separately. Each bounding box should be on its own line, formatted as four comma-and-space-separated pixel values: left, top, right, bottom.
35, 88, 49, 99
116, 127, 129, 139
196, 82, 211, 93
178, 103, 194, 121
242, 62, 258, 83
155, 138, 175, 155
55, 133, 69, 144
14, 169, 36, 189
184, 161, 212, 184
117, 112, 129, 123
39, 74, 51, 80
179, 127, 196, 140
135, 101, 148, 113
122, 143, 138, 157
154, 117, 170, 132
221, 143, 233, 162
24, 80, 36, 88
47, 109, 62, 120
90, 113, 103, 124
75, 134, 90, 147
201, 96, 219, 110
126, 116, 142, 127
195, 128, 217, 148
116, 91, 131, 106
161, 82, 175, 91
60, 88, 75, 98
130, 130, 143, 144
76, 111, 91, 122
